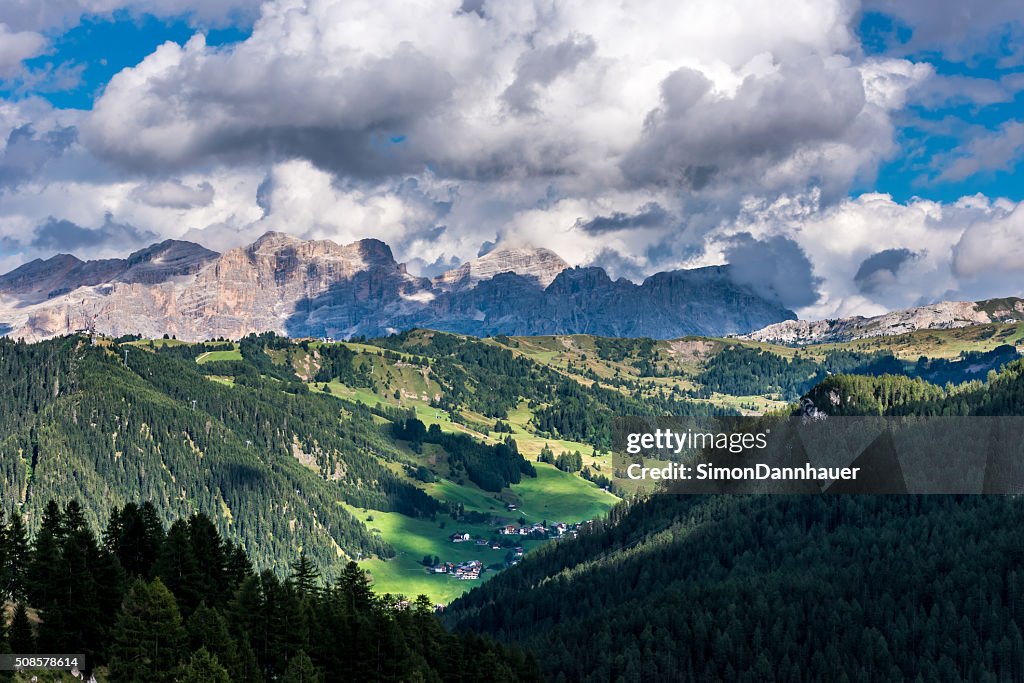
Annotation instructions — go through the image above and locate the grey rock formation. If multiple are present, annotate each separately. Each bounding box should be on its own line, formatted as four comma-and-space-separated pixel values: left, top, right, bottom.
435, 246, 569, 290
0, 239, 218, 303
0, 232, 795, 341
744, 298, 1024, 345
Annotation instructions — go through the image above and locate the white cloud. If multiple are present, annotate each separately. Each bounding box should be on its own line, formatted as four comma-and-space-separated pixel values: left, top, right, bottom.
953, 202, 1024, 278
82, 0, 887, 200
68, 0, 932, 280
863, 0, 1024, 64
0, 23, 47, 77
935, 121, 1024, 183
130, 179, 215, 208
3, 0, 1024, 323
708, 192, 1024, 318
0, 0, 262, 32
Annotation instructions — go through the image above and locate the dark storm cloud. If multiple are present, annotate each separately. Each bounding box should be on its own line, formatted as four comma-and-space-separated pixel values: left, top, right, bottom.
574, 202, 669, 234
457, 0, 486, 18
130, 180, 215, 209
30, 215, 157, 253
621, 58, 867, 200
0, 124, 77, 188
854, 248, 919, 294
501, 34, 596, 114
256, 174, 273, 215
585, 248, 649, 282
85, 42, 457, 177
724, 233, 821, 309
864, 0, 1024, 64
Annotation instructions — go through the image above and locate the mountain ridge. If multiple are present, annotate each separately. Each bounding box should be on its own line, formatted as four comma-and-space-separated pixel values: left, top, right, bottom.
0, 232, 795, 341
435, 245, 569, 290
744, 297, 1024, 345
0, 239, 218, 304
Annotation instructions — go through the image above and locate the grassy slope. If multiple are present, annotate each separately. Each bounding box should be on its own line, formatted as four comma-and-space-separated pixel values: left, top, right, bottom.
196, 348, 242, 363
163, 325, 1022, 602
813, 323, 1024, 359
297, 342, 620, 602
340, 503, 548, 604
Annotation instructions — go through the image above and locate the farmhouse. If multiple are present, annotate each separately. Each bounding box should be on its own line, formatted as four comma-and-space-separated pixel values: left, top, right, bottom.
452, 560, 483, 580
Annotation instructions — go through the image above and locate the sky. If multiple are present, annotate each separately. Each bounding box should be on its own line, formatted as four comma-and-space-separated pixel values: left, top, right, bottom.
0, 0, 1022, 320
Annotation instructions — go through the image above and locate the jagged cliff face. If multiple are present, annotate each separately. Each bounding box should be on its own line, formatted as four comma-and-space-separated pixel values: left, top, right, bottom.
744, 299, 1024, 344
407, 265, 795, 338
435, 246, 569, 290
170, 232, 430, 339
0, 239, 217, 303
0, 233, 796, 341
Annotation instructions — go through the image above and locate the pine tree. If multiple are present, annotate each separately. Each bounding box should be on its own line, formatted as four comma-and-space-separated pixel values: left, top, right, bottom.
4, 513, 29, 601
177, 647, 231, 683
261, 572, 309, 674
8, 603, 35, 654
186, 604, 239, 677
188, 513, 229, 606
224, 541, 254, 590
337, 561, 373, 613
153, 520, 202, 614
62, 500, 87, 535
104, 503, 165, 578
28, 501, 63, 609
40, 521, 104, 658
290, 552, 321, 599
282, 650, 322, 683
0, 509, 8, 603
109, 578, 187, 683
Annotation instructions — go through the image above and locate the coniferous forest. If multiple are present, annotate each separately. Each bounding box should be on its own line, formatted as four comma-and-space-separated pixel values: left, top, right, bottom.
445, 358, 1024, 681
6, 331, 1024, 680
0, 500, 538, 682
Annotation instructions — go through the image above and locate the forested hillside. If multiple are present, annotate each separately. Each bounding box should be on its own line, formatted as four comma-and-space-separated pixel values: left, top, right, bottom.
5, 328, 1024, 679
0, 501, 538, 682
448, 495, 1024, 682
803, 356, 1024, 417
477, 327, 1021, 415
4, 331, 691, 594
0, 335, 428, 574
446, 359, 1024, 681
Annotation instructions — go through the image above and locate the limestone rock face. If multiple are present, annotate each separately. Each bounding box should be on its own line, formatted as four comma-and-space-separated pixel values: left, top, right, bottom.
0, 232, 796, 341
411, 266, 795, 339
0, 240, 218, 303
744, 299, 1024, 345
436, 246, 569, 290
119, 240, 221, 284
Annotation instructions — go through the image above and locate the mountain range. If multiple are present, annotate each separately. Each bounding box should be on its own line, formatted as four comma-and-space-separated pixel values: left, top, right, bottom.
743, 297, 1024, 345
0, 232, 795, 341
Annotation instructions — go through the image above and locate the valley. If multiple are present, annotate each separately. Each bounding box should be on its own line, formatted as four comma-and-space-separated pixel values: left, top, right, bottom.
5, 323, 1021, 606
5, 322, 1024, 681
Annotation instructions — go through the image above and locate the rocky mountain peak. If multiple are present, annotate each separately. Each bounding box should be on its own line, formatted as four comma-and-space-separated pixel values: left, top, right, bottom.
0, 231, 796, 341
340, 238, 396, 265
436, 245, 569, 290
250, 230, 300, 249
120, 239, 220, 284
743, 298, 1022, 345
0, 253, 83, 287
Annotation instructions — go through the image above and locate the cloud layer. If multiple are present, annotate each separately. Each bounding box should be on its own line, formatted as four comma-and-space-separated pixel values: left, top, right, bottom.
0, 0, 1022, 321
